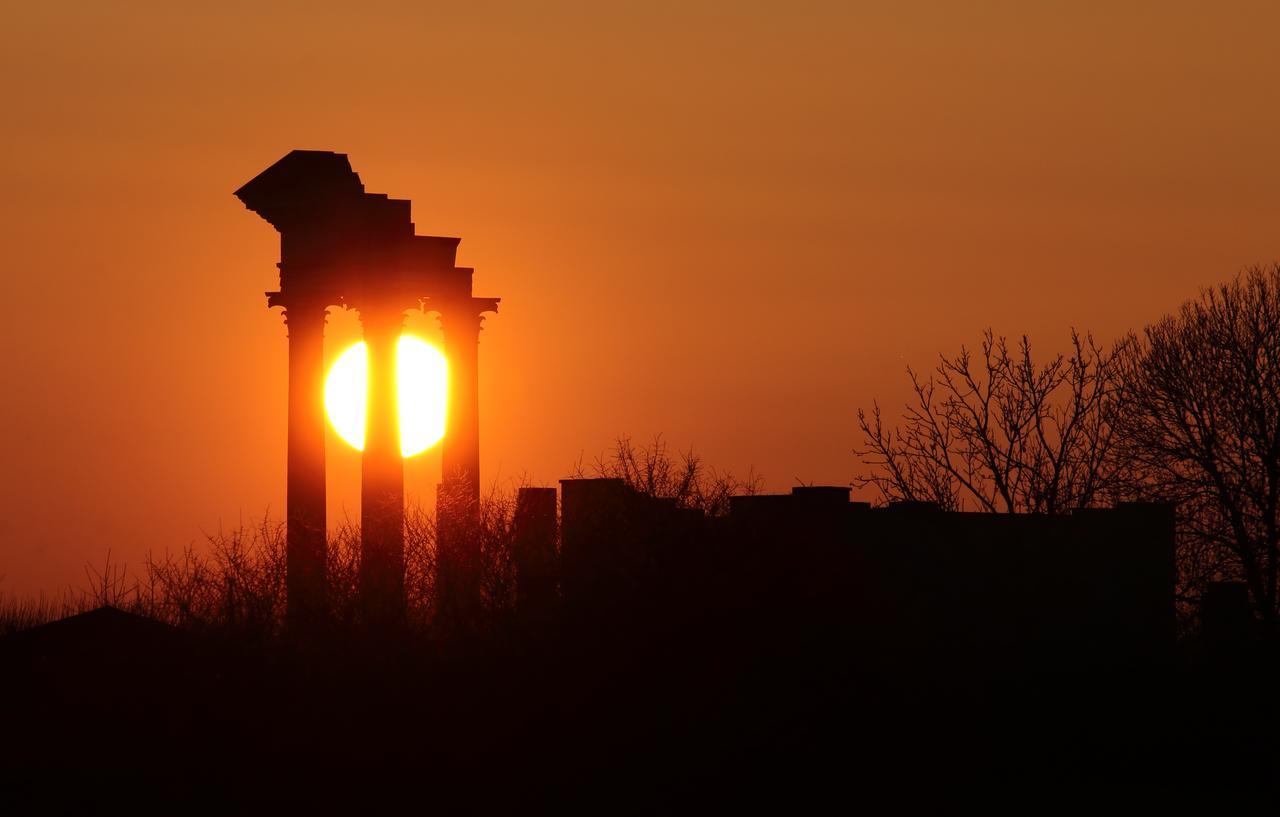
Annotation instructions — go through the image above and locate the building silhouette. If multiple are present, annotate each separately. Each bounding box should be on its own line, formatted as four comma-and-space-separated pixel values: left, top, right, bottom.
553, 480, 1175, 671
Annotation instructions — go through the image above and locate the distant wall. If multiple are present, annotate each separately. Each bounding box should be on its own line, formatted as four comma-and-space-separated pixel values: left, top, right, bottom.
555, 480, 1176, 671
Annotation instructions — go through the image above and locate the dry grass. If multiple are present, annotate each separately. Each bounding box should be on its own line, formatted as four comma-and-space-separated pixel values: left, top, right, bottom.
0, 488, 526, 640
1, 438, 748, 638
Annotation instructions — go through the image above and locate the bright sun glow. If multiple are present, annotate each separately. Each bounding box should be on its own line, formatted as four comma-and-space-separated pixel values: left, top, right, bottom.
324, 335, 448, 457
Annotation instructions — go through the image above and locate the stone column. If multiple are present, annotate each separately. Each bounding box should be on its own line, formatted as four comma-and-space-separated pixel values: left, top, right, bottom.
440, 304, 484, 501
278, 296, 329, 632
434, 297, 497, 629
358, 304, 407, 625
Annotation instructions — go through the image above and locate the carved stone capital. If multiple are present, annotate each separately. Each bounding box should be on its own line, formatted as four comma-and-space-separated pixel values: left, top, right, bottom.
272, 292, 330, 336
428, 296, 501, 336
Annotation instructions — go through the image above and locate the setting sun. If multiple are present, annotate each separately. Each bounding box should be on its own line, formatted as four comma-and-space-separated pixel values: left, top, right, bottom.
324, 335, 448, 457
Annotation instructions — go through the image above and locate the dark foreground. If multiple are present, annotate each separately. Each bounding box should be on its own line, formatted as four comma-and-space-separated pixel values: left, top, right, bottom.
2, 601, 1276, 812
3, 494, 1275, 808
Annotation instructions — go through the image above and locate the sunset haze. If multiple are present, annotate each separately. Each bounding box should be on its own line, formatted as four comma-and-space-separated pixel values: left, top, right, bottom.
2, 0, 1278, 593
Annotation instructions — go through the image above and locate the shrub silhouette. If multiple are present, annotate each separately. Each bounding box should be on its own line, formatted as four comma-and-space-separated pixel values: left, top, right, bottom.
1, 437, 751, 638
570, 434, 761, 516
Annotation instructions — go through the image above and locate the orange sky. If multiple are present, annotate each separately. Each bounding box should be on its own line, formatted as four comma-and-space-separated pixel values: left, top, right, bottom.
3, 1, 1279, 595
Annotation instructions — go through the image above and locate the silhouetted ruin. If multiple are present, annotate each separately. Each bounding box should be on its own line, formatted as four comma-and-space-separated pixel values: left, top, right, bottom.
555, 480, 1175, 667
235, 151, 499, 628
8, 155, 1267, 808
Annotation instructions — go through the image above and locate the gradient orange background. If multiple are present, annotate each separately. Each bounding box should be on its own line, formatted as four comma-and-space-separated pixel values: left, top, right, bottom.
3, 1, 1279, 594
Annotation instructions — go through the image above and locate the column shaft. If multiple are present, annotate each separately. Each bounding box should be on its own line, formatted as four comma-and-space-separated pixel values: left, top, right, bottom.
441, 307, 482, 500
283, 302, 328, 631
359, 307, 406, 625
436, 304, 485, 628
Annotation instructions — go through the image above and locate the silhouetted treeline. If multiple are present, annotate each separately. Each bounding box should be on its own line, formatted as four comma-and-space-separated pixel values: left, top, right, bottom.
0, 437, 757, 641
858, 264, 1280, 629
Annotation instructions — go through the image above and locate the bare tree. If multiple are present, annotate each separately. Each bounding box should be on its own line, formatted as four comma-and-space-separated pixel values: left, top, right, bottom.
3, 443, 757, 636
573, 435, 761, 517
1119, 264, 1280, 623
856, 330, 1130, 513
144, 516, 287, 636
